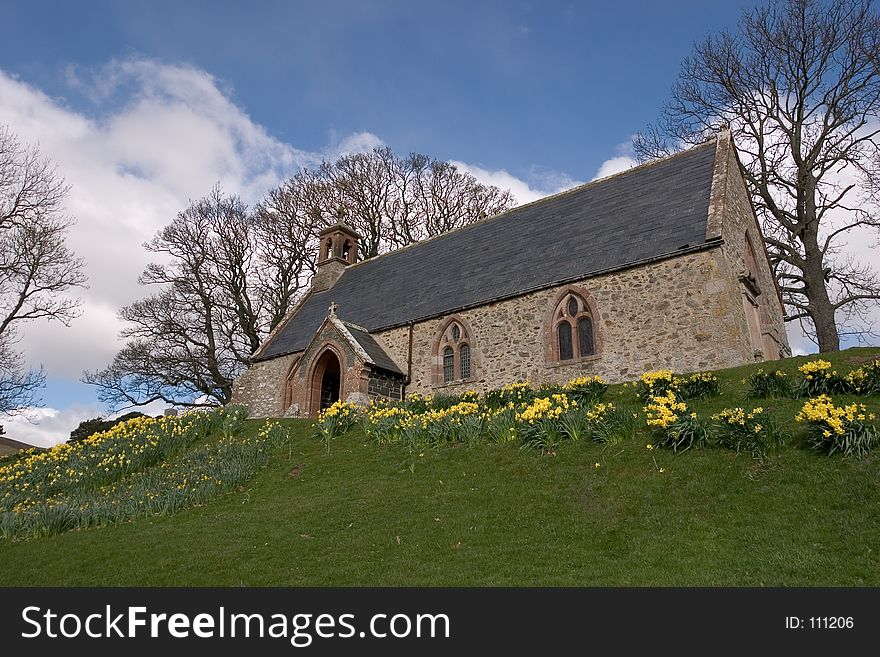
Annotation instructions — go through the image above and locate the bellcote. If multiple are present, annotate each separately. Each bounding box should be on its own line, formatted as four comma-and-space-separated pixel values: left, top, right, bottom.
312, 222, 361, 292
318, 222, 360, 265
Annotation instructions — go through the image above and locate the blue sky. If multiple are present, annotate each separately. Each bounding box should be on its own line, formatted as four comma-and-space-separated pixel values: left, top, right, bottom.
0, 0, 826, 444
2, 1, 757, 179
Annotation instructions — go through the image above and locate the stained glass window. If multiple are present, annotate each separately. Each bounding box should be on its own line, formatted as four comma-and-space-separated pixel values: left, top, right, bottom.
567, 296, 579, 317
451, 323, 461, 342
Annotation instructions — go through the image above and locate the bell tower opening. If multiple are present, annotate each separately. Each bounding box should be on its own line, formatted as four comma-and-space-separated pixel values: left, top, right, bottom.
312, 221, 363, 292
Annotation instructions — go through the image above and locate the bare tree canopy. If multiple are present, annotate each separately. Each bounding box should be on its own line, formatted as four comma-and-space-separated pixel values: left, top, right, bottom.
86, 147, 515, 409
261, 146, 516, 259
634, 0, 880, 352
0, 336, 44, 415
0, 125, 86, 414
84, 187, 254, 408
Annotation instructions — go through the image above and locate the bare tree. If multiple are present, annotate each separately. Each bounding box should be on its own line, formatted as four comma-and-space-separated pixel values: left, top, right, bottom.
253, 171, 324, 331
84, 187, 255, 408
252, 146, 515, 307
634, 0, 880, 351
88, 147, 515, 408
0, 334, 43, 415
295, 146, 516, 258
0, 125, 86, 413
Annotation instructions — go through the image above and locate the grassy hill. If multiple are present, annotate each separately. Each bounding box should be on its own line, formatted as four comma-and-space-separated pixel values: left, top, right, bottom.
1, 347, 879, 586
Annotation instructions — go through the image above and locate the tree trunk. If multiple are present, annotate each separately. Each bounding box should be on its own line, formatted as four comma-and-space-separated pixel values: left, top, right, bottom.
800, 221, 841, 352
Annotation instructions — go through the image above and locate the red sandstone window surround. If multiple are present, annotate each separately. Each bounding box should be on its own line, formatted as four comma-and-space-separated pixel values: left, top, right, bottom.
434, 318, 475, 385
552, 292, 596, 362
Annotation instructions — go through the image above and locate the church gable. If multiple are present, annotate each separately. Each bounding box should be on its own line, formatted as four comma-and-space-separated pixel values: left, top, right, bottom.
713, 132, 790, 361
279, 309, 405, 416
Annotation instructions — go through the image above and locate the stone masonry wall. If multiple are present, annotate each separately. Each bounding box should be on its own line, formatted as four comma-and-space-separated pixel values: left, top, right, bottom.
236, 246, 763, 417
710, 134, 790, 360
377, 247, 746, 398
232, 353, 298, 418
368, 369, 404, 401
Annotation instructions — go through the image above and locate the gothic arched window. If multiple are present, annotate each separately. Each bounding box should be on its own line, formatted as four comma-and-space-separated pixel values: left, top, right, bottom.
553, 292, 596, 361
435, 319, 475, 384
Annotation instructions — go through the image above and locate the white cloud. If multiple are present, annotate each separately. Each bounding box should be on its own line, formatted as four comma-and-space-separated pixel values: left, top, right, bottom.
2, 405, 99, 447
450, 160, 573, 204
327, 131, 386, 159
2, 400, 169, 448
0, 59, 387, 442
592, 138, 638, 180
0, 60, 383, 383
593, 155, 638, 180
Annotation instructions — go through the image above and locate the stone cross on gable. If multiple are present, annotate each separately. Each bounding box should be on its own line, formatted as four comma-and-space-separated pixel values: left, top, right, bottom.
328, 301, 338, 317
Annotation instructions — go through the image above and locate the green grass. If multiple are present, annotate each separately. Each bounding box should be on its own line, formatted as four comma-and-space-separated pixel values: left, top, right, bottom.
1, 347, 879, 586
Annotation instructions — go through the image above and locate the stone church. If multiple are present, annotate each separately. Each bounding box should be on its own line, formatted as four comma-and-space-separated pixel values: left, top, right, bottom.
233, 131, 790, 417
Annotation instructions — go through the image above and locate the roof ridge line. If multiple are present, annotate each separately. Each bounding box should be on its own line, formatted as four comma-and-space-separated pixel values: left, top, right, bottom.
339, 139, 718, 271
339, 318, 369, 333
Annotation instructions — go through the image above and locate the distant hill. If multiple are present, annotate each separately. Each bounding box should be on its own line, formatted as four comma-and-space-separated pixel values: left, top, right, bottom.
0, 436, 42, 457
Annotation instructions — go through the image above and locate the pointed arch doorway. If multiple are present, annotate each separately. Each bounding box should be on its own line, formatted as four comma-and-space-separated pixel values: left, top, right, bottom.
311, 349, 341, 415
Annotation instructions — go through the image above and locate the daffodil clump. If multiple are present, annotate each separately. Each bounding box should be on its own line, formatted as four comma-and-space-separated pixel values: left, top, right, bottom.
799, 359, 833, 378
795, 395, 878, 458
562, 375, 609, 404
643, 390, 707, 452
515, 394, 577, 454
636, 369, 720, 401
747, 368, 792, 399
348, 376, 617, 453
401, 392, 432, 413
417, 402, 484, 445
635, 370, 677, 401
796, 359, 850, 397
845, 360, 880, 396
712, 406, 784, 460
431, 389, 480, 410
0, 410, 239, 512
0, 407, 289, 540
483, 381, 534, 410
675, 372, 721, 400
562, 401, 629, 445
515, 394, 575, 424
364, 400, 485, 446
644, 390, 687, 429
314, 400, 363, 449
363, 405, 415, 445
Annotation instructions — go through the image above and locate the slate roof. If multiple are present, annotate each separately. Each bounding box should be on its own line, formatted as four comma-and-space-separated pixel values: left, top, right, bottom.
256, 140, 718, 361
343, 322, 405, 375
